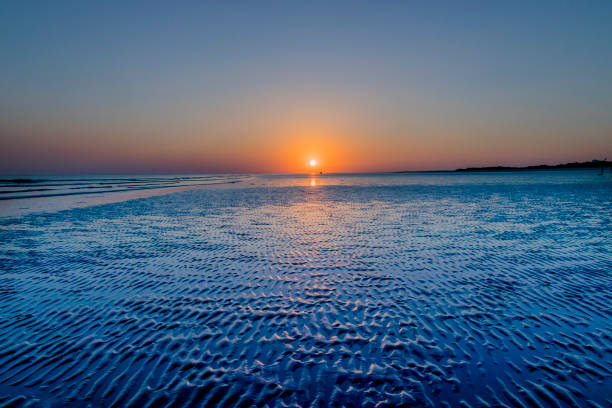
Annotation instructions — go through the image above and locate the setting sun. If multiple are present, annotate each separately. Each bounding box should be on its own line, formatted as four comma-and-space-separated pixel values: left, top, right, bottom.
309, 159, 317, 167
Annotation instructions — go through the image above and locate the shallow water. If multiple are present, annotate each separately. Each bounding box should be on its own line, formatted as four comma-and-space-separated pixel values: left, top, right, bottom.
0, 171, 610, 407
0, 175, 249, 218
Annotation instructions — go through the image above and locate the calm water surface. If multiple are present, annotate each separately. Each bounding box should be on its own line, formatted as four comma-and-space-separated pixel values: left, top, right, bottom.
0, 171, 610, 407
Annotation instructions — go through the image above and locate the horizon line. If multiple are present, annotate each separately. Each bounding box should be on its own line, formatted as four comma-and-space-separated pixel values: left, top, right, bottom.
1, 159, 610, 179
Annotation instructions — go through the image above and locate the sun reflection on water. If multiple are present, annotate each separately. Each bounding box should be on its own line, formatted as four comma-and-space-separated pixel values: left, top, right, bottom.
309, 178, 316, 187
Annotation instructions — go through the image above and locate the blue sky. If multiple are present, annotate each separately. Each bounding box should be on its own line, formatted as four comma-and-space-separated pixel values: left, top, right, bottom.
1, 1, 611, 173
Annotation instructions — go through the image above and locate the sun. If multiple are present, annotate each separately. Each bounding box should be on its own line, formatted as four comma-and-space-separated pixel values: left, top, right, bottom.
309, 159, 317, 167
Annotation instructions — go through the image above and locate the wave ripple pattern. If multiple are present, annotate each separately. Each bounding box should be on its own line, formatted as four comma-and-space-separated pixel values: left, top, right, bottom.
0, 180, 611, 407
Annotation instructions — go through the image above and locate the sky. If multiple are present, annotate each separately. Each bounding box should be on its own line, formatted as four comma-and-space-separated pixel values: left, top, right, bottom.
1, 1, 611, 174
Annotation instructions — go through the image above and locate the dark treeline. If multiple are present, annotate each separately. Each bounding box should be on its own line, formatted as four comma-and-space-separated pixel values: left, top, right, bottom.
455, 160, 612, 172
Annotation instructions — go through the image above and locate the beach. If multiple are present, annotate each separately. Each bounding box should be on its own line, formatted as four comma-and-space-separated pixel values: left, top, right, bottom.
0, 171, 610, 407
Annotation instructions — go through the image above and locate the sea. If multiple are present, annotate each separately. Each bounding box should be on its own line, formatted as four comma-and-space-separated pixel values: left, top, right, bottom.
0, 170, 610, 407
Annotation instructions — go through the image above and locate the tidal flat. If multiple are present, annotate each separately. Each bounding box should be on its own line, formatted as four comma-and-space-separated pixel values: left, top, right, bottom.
0, 171, 610, 407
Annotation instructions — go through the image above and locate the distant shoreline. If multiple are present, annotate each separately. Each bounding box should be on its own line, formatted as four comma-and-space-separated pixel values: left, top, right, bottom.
395, 160, 612, 173
454, 160, 611, 172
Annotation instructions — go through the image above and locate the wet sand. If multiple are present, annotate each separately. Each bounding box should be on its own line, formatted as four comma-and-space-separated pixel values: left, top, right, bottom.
0, 171, 610, 407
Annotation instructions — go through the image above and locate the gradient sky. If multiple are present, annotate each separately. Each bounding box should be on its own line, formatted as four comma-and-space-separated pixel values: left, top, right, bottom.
1, 1, 611, 174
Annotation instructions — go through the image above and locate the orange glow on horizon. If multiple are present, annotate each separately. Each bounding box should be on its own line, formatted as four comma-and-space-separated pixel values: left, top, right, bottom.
6, 98, 602, 175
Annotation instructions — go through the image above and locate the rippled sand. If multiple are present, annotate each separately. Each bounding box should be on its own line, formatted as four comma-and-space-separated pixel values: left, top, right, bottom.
0, 172, 610, 407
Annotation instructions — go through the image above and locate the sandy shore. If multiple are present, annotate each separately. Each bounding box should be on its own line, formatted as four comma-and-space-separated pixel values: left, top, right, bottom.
0, 171, 610, 407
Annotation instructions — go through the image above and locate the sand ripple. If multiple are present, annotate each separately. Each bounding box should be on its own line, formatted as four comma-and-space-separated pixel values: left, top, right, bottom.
0, 178, 610, 407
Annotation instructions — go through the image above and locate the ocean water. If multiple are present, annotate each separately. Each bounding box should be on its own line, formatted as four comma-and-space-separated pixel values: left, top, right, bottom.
0, 171, 610, 407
